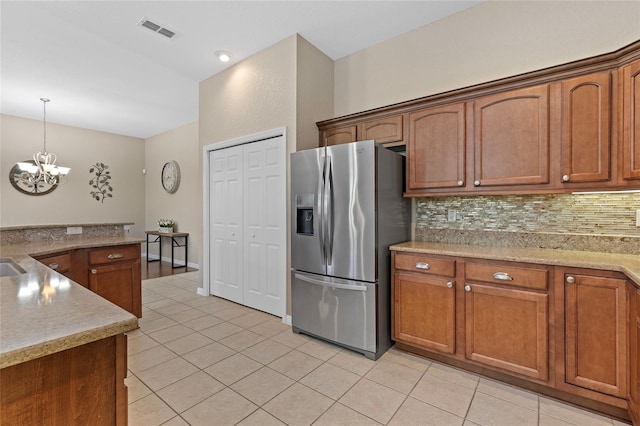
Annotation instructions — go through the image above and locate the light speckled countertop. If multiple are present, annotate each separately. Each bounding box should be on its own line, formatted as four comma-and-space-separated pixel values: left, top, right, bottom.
0, 237, 143, 369
391, 241, 640, 286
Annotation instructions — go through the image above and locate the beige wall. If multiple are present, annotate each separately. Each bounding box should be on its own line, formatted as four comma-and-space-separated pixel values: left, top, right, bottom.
0, 114, 145, 235
334, 1, 640, 116
145, 121, 200, 266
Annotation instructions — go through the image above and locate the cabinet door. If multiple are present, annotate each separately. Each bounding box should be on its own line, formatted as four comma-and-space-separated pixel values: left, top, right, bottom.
473, 85, 550, 187
359, 114, 404, 145
630, 285, 640, 423
560, 71, 611, 183
89, 261, 141, 318
465, 283, 549, 380
565, 274, 627, 397
622, 59, 640, 180
320, 125, 357, 146
408, 103, 466, 190
393, 272, 456, 354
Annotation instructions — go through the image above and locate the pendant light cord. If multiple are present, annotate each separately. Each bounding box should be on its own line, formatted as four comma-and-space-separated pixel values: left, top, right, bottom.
41, 98, 49, 153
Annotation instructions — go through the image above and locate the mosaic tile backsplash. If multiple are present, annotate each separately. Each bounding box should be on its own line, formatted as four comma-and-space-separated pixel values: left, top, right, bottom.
415, 193, 640, 253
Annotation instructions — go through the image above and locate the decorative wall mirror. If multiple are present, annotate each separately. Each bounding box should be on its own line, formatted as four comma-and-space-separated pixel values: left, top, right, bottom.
9, 160, 59, 195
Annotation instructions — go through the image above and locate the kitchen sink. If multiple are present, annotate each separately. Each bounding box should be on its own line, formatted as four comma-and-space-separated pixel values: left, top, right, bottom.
0, 258, 27, 277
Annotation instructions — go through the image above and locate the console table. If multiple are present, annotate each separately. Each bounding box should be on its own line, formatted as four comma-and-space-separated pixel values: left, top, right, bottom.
145, 231, 188, 268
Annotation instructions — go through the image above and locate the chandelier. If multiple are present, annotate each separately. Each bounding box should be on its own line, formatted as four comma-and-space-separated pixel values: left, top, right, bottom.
16, 98, 70, 188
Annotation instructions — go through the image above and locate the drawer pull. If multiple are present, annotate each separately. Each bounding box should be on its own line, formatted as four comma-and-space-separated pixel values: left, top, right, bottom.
48, 262, 60, 271
415, 262, 430, 270
107, 253, 124, 259
493, 272, 513, 281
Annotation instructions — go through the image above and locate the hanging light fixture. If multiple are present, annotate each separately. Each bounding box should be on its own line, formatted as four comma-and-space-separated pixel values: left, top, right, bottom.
16, 98, 70, 186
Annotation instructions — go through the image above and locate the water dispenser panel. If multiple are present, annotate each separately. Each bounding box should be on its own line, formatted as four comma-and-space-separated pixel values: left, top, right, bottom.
296, 194, 314, 236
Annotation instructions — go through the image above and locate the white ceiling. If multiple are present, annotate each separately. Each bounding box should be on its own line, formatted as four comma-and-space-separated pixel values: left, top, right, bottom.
0, 1, 481, 138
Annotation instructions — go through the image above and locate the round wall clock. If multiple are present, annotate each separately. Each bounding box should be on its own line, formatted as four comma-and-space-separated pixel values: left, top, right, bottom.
161, 160, 181, 194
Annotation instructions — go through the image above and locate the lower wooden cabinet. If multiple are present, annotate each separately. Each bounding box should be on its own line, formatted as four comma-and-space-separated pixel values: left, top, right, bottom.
464, 283, 549, 381
90, 261, 142, 318
630, 285, 640, 424
393, 271, 456, 354
564, 273, 627, 398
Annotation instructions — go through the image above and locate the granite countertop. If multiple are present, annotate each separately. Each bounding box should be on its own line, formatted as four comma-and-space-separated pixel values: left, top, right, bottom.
391, 241, 640, 286
0, 236, 143, 369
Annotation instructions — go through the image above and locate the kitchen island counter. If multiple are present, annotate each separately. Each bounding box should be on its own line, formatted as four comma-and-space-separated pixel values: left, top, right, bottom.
390, 241, 640, 286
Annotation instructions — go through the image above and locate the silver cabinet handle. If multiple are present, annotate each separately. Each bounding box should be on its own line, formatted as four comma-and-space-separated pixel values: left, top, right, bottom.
474, 180, 480, 186
464, 284, 471, 292
107, 253, 124, 259
562, 175, 570, 182
446, 281, 454, 288
566, 276, 575, 284
457, 180, 464, 187
91, 269, 97, 275
415, 262, 430, 270
493, 272, 513, 281
49, 262, 60, 270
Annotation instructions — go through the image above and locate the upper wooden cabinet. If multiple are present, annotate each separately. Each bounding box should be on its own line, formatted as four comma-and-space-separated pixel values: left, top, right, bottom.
473, 85, 550, 187
560, 71, 612, 184
622, 59, 640, 180
320, 125, 357, 146
408, 103, 466, 190
359, 114, 405, 146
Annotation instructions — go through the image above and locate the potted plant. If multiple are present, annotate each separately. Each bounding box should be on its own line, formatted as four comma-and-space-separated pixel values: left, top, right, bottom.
158, 219, 175, 233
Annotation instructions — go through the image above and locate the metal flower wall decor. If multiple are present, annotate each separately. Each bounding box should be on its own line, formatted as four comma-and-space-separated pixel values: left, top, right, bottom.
89, 162, 113, 203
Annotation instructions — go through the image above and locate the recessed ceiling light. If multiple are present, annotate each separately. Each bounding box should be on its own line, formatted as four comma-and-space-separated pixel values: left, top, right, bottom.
215, 51, 232, 63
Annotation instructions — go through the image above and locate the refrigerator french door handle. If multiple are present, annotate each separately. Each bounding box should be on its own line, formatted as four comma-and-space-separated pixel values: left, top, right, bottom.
294, 273, 368, 292
326, 157, 334, 265
318, 154, 326, 264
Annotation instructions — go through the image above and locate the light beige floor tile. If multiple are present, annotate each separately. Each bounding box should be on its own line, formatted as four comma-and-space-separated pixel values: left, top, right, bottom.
339, 378, 406, 424
365, 359, 424, 394
230, 367, 294, 406
200, 321, 243, 340
160, 416, 190, 426
236, 409, 286, 426
463, 421, 482, 426
410, 373, 475, 417
125, 328, 145, 339
268, 349, 324, 380
229, 311, 274, 328
163, 332, 214, 356
128, 334, 160, 355
540, 397, 615, 426
270, 329, 310, 348
249, 319, 291, 337
539, 414, 581, 426
181, 341, 236, 369
152, 301, 192, 316
182, 314, 225, 331
141, 291, 166, 304
181, 388, 257, 426
138, 316, 179, 334
128, 346, 178, 374
204, 353, 262, 386
138, 310, 164, 322
213, 306, 253, 321
196, 300, 237, 314
125, 375, 152, 403
156, 371, 225, 413
242, 338, 292, 364
136, 356, 199, 391
382, 347, 432, 372
328, 350, 377, 376
467, 392, 538, 426
425, 362, 480, 389
297, 338, 341, 361
612, 420, 631, 426
145, 298, 176, 310
219, 329, 266, 351
476, 378, 538, 411
300, 362, 360, 400
313, 402, 382, 426
184, 295, 220, 308
389, 396, 464, 426
263, 382, 334, 426
148, 324, 195, 344
128, 393, 176, 426
169, 292, 206, 304
164, 307, 208, 323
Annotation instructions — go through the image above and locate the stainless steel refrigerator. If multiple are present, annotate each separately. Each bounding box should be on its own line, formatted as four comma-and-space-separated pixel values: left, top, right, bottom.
290, 140, 409, 360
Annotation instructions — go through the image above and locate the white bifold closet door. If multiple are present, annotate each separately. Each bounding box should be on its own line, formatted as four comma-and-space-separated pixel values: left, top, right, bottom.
209, 136, 285, 317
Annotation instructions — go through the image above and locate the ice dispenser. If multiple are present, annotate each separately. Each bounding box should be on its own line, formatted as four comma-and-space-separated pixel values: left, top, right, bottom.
296, 194, 314, 235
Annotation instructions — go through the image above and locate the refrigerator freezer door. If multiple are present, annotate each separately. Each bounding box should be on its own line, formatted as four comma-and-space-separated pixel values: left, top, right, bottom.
326, 141, 376, 282
291, 270, 377, 354
291, 147, 326, 276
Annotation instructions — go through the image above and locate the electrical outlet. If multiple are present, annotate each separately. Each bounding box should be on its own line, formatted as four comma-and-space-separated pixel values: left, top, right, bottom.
636, 209, 640, 227
66, 226, 82, 235
447, 210, 457, 222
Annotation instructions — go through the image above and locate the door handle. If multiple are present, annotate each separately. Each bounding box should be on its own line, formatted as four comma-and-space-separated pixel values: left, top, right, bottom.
295, 273, 367, 292
326, 157, 334, 265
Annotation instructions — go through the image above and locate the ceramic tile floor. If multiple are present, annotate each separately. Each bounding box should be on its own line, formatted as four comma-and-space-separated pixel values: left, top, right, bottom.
127, 273, 630, 426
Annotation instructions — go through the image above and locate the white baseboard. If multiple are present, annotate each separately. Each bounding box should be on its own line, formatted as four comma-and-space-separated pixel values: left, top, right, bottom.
143, 253, 199, 269
196, 287, 208, 296
282, 315, 292, 325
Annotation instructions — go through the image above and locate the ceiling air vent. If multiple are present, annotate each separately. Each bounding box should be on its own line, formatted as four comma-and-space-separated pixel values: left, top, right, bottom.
138, 17, 177, 39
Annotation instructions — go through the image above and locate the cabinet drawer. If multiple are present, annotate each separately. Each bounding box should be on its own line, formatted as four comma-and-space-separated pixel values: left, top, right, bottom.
465, 262, 548, 290
394, 253, 455, 277
89, 245, 139, 266
36, 252, 72, 273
